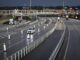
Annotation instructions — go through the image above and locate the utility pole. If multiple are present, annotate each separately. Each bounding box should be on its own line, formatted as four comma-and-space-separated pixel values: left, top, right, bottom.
30, 0, 32, 10
62, 0, 65, 17
63, 0, 64, 9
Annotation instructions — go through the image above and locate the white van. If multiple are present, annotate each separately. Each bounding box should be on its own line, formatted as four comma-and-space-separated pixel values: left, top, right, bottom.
27, 27, 35, 34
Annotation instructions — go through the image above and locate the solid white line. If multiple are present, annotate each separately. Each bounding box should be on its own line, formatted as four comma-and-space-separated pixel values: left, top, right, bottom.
63, 29, 70, 60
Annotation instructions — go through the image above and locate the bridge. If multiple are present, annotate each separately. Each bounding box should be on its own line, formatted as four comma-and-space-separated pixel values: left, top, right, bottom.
0, 17, 80, 60
14, 12, 60, 16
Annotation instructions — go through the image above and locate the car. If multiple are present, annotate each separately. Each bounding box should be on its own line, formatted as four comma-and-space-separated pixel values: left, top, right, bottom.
27, 27, 35, 34
66, 15, 69, 20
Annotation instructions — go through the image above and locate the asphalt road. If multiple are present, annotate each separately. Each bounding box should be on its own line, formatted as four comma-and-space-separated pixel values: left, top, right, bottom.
21, 30, 63, 60
64, 19, 80, 60
0, 17, 56, 60
54, 19, 80, 60
6, 19, 55, 56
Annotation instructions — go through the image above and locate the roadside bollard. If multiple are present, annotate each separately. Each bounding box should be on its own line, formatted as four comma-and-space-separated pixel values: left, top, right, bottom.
8, 34, 11, 39
26, 34, 30, 45
27, 39, 29, 46
47, 24, 49, 26
43, 26, 46, 30
3, 43, 6, 52
31, 35, 33, 42
26, 46, 27, 54
38, 28, 40, 33
34, 25, 35, 28
14, 53, 16, 60
18, 51, 20, 60
21, 30, 23, 38
21, 50, 22, 58
8, 34, 11, 48
3, 52, 7, 60
21, 30, 23, 35
24, 48, 25, 56
6, 27, 8, 31
10, 56, 13, 60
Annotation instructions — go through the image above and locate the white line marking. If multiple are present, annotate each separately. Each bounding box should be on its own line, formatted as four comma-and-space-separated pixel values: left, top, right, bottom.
63, 29, 70, 60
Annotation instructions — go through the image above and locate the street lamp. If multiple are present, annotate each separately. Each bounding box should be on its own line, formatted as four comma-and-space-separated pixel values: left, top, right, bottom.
62, 0, 65, 17
62, 0, 64, 8
30, 0, 32, 10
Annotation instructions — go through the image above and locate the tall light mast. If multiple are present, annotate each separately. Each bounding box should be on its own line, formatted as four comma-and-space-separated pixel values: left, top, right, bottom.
30, 0, 32, 10
62, 0, 65, 17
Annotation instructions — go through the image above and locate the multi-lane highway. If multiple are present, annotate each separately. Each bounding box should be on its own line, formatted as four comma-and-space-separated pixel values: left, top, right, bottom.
19, 18, 65, 60
21, 30, 64, 60
1, 17, 80, 60
54, 18, 80, 60
0, 17, 57, 60
63, 19, 80, 60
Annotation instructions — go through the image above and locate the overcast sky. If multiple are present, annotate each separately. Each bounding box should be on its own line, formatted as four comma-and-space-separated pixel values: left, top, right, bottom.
0, 0, 80, 7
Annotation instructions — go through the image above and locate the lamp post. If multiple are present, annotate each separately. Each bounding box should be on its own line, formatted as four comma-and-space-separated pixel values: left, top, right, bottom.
62, 0, 65, 17
62, 0, 64, 9
30, 0, 32, 11
29, 0, 32, 18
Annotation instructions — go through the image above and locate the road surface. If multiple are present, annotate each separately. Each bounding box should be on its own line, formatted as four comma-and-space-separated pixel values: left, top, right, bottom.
55, 19, 80, 60
21, 30, 63, 60
64, 19, 80, 60
0, 17, 56, 60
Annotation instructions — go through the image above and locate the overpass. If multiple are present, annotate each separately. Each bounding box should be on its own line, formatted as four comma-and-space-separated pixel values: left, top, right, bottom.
0, 9, 77, 16
14, 12, 60, 16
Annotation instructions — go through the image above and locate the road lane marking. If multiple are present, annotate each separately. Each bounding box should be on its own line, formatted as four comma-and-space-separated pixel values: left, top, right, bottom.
63, 29, 70, 60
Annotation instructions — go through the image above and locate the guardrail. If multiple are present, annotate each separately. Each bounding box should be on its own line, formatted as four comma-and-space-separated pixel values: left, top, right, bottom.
49, 22, 66, 60
6, 21, 58, 60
